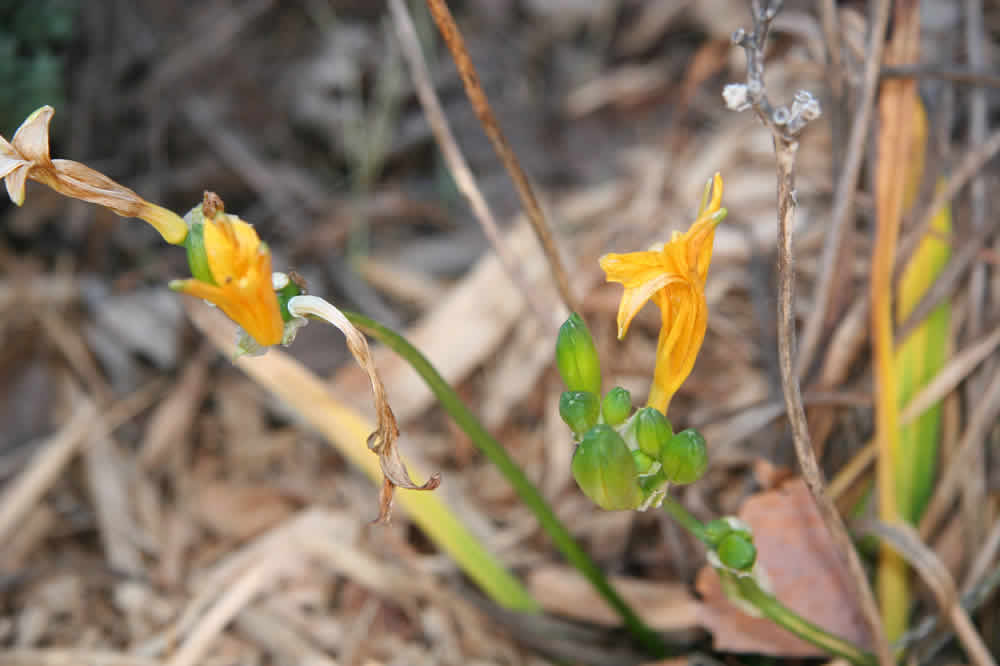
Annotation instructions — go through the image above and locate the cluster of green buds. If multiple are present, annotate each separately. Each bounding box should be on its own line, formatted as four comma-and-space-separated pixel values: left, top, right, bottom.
556, 313, 710, 511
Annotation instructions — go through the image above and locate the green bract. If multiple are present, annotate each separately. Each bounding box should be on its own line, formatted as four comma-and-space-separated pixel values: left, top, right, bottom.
660, 428, 708, 484
601, 386, 632, 426
556, 313, 601, 395
571, 425, 642, 511
633, 407, 673, 458
274, 273, 305, 322
717, 531, 756, 571
183, 211, 214, 286
559, 391, 600, 437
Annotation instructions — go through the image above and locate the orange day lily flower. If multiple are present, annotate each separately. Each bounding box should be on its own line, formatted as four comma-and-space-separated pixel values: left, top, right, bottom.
170, 197, 285, 348
599, 173, 725, 415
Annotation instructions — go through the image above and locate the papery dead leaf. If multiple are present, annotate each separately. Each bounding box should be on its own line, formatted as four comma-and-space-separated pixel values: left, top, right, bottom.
286, 295, 440, 523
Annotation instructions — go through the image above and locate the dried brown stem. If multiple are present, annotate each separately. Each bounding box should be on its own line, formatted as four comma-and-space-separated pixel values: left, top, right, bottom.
881, 63, 1000, 89
797, 0, 892, 378
731, 3, 891, 663
863, 521, 996, 666
422, 0, 578, 316
962, 0, 990, 557
388, 0, 551, 327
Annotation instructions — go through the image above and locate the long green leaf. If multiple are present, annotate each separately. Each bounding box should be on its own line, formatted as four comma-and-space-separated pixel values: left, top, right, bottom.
346, 311, 671, 658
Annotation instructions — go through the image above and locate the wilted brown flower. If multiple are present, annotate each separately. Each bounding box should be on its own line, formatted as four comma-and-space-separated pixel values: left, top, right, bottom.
0, 106, 188, 244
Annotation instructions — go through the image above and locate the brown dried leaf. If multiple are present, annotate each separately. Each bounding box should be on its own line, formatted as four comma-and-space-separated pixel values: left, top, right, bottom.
286, 295, 440, 523
697, 479, 874, 656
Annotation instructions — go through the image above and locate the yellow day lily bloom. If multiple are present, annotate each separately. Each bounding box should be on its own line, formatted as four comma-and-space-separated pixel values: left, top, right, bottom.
600, 173, 724, 415
172, 209, 285, 347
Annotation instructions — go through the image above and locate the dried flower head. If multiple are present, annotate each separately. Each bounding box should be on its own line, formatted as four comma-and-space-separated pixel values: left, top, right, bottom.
0, 106, 188, 244
599, 173, 725, 414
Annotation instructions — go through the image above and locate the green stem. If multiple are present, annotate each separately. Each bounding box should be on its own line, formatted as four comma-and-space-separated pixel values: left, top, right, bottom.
346, 311, 670, 658
661, 494, 878, 666
661, 495, 710, 545
735, 577, 879, 666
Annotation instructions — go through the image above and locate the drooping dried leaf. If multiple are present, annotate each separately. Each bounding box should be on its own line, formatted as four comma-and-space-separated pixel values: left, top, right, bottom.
285, 295, 440, 524
697, 479, 874, 656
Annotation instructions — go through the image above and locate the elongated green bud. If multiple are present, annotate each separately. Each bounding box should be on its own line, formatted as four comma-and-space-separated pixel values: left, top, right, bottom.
556, 313, 601, 395
717, 531, 756, 571
601, 386, 632, 426
660, 428, 708, 485
559, 391, 600, 437
634, 407, 673, 458
572, 425, 642, 511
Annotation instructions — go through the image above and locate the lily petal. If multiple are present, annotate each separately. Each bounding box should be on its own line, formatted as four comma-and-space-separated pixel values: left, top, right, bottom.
11, 106, 54, 165
614, 271, 685, 340
600, 173, 723, 415
4, 164, 28, 206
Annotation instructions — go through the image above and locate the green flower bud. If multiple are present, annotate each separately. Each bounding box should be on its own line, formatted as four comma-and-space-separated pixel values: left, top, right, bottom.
635, 451, 668, 503
633, 407, 673, 458
556, 313, 601, 395
601, 386, 632, 426
631, 449, 657, 475
703, 518, 733, 546
660, 428, 708, 485
559, 391, 600, 437
717, 531, 756, 571
572, 425, 642, 511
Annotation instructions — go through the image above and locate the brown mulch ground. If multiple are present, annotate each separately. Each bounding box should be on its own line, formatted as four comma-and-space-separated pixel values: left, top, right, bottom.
1, 1, 998, 664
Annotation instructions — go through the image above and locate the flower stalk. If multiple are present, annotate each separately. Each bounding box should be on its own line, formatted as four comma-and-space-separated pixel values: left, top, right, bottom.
661, 495, 877, 666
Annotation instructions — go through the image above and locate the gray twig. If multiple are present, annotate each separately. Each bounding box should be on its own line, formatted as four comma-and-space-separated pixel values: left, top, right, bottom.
726, 3, 891, 664
387, 0, 551, 327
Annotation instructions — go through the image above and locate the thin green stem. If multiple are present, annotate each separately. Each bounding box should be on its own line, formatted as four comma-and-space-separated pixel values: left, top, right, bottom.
345, 311, 670, 658
735, 577, 879, 666
660, 494, 878, 666
661, 495, 710, 545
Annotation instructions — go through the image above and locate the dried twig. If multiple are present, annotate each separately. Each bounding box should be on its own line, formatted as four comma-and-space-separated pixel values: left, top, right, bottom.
726, 2, 891, 663
965, 0, 989, 336
796, 0, 892, 378
962, 0, 990, 556
422, 0, 578, 316
387, 0, 551, 326
911, 563, 1000, 664
881, 63, 1000, 89
919, 358, 1000, 541
863, 521, 996, 666
0, 400, 95, 545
